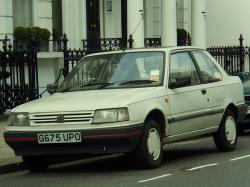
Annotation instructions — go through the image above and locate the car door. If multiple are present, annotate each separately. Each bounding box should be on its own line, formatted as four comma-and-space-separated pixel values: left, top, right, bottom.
190, 50, 225, 128
167, 51, 209, 137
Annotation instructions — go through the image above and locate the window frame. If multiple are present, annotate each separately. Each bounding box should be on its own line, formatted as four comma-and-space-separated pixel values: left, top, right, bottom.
168, 50, 202, 89
189, 50, 223, 84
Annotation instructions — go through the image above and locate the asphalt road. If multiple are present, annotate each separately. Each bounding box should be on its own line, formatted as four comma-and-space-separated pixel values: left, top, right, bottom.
0, 132, 250, 187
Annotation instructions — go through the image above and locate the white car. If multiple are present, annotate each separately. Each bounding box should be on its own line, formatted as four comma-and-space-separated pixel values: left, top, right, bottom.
4, 47, 246, 172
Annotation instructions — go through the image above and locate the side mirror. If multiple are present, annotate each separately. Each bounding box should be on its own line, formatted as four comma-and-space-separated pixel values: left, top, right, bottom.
47, 83, 58, 94
169, 76, 191, 89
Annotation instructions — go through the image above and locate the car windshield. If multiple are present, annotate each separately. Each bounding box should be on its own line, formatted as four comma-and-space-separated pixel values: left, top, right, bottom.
57, 51, 164, 92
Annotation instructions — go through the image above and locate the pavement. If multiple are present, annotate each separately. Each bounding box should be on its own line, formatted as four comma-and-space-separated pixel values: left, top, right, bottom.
0, 116, 25, 174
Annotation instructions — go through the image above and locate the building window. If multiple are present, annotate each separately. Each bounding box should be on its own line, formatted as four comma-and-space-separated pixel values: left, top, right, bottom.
144, 0, 161, 38
13, 0, 33, 28
52, 0, 62, 40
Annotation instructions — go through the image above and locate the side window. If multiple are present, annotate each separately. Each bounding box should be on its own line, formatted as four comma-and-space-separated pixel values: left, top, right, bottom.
192, 51, 223, 83
169, 52, 200, 88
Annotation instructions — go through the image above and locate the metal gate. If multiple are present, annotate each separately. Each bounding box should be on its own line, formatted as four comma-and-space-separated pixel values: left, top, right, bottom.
0, 36, 39, 114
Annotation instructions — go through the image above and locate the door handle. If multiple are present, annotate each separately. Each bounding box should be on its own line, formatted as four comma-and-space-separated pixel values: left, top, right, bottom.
201, 89, 207, 95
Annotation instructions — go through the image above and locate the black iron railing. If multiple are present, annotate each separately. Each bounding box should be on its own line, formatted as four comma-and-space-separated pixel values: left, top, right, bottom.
144, 35, 191, 48
82, 38, 127, 53
144, 38, 161, 48
0, 35, 39, 114
207, 35, 246, 75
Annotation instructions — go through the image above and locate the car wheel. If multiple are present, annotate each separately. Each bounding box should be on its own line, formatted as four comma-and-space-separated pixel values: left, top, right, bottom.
213, 110, 237, 152
22, 156, 49, 172
134, 119, 163, 169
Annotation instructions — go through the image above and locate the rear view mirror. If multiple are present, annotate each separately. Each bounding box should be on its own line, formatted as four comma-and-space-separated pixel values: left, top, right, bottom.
169, 76, 191, 89
47, 84, 58, 94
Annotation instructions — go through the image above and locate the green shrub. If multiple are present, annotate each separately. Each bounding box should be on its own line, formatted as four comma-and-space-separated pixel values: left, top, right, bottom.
30, 27, 42, 39
40, 28, 51, 40
13, 26, 51, 41
13, 27, 28, 40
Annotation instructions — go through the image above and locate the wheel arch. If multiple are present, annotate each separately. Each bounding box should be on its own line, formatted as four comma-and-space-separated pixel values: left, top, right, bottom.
225, 103, 238, 119
145, 109, 166, 135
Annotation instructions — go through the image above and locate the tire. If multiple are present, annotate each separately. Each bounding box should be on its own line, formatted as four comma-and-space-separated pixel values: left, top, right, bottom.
134, 120, 163, 169
213, 110, 238, 152
22, 156, 49, 172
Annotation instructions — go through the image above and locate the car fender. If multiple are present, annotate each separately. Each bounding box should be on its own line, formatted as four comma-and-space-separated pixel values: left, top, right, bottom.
122, 96, 171, 135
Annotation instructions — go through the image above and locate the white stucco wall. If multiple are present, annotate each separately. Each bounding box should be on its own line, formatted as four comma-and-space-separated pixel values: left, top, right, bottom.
206, 0, 250, 47
37, 0, 53, 32
0, 0, 13, 39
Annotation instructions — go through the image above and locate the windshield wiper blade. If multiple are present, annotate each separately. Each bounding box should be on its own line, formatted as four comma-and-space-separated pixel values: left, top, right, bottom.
118, 79, 158, 85
60, 83, 111, 92
96, 80, 157, 88
80, 82, 112, 88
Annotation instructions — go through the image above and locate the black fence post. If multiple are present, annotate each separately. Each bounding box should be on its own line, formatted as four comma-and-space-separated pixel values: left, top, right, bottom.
128, 34, 134, 49
29, 36, 38, 53
248, 47, 250, 72
62, 34, 69, 77
2, 35, 9, 52
29, 36, 39, 99
239, 34, 244, 72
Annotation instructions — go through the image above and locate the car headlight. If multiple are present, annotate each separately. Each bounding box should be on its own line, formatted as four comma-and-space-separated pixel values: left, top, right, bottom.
92, 108, 129, 124
8, 113, 30, 126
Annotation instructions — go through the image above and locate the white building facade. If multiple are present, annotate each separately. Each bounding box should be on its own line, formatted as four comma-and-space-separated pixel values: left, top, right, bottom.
0, 0, 53, 40
0, 0, 207, 49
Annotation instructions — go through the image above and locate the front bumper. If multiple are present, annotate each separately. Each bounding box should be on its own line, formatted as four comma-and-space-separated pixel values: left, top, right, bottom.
4, 124, 144, 156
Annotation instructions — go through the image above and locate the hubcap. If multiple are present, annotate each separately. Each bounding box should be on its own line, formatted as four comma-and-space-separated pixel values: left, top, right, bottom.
225, 115, 236, 144
147, 128, 161, 160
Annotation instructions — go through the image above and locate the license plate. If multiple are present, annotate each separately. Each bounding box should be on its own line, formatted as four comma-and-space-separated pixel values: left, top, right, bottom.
37, 132, 82, 144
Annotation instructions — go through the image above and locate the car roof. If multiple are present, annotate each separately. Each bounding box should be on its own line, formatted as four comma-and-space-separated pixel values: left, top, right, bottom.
85, 46, 206, 57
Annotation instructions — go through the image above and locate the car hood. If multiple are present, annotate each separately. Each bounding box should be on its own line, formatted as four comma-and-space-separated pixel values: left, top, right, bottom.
13, 87, 166, 113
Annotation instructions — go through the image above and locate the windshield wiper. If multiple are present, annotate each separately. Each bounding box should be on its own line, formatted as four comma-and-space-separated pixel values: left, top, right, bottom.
98, 80, 158, 88
61, 80, 158, 92
118, 79, 158, 85
60, 83, 111, 92
80, 82, 111, 87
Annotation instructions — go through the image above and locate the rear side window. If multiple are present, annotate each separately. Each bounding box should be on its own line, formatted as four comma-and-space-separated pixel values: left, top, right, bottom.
192, 51, 223, 83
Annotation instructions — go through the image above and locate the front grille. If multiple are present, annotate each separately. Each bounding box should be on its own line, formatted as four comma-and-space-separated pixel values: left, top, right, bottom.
30, 111, 95, 125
